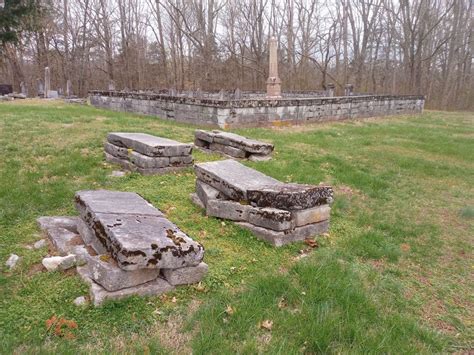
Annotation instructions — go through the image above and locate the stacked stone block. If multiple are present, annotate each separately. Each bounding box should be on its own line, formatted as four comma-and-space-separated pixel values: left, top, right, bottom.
194, 130, 274, 161
38, 190, 207, 306
105, 132, 193, 175
191, 160, 333, 246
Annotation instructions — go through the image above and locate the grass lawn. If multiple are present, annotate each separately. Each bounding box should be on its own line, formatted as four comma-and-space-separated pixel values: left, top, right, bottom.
0, 100, 472, 353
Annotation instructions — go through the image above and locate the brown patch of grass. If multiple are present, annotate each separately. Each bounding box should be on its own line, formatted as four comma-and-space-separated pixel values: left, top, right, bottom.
27, 263, 45, 276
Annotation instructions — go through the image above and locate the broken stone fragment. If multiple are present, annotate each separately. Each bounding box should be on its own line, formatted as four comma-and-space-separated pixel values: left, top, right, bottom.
195, 160, 280, 201
45, 227, 86, 255
247, 184, 334, 210
37, 216, 79, 234
107, 132, 192, 157
236, 220, 329, 247
75, 190, 204, 271
77, 266, 174, 306
195, 180, 221, 208
42, 254, 77, 271
161, 262, 208, 285
6, 254, 20, 269
73, 296, 87, 306
190, 193, 205, 209
86, 254, 161, 291
33, 239, 47, 249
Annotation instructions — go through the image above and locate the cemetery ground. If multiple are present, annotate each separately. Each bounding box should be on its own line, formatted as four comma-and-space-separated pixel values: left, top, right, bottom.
0, 100, 472, 353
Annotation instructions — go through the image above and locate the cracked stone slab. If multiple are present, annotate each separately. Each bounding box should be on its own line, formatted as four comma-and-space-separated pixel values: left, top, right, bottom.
107, 132, 192, 157
196, 180, 221, 208
77, 266, 174, 306
195, 130, 274, 155
104, 142, 129, 159
87, 255, 161, 291
209, 142, 246, 158
77, 219, 108, 254
162, 262, 208, 285
236, 220, 330, 247
75, 190, 204, 271
195, 160, 280, 201
106, 153, 191, 175
37, 216, 79, 234
129, 151, 170, 168
212, 131, 274, 155
207, 199, 251, 221
247, 184, 334, 210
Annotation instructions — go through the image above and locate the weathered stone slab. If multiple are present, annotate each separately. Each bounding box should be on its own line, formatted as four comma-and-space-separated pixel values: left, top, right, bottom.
209, 142, 246, 158
45, 227, 84, 255
212, 131, 274, 155
247, 183, 334, 210
195, 160, 280, 201
104, 142, 129, 159
77, 266, 174, 306
37, 216, 79, 233
75, 190, 204, 271
161, 262, 208, 285
75, 190, 163, 217
105, 153, 191, 175
77, 219, 108, 254
107, 132, 192, 157
169, 155, 194, 166
248, 154, 272, 162
236, 220, 329, 247
194, 138, 209, 148
194, 130, 214, 143
293, 205, 331, 227
129, 151, 170, 168
42, 254, 77, 271
196, 180, 221, 207
190, 193, 205, 209
207, 199, 251, 221
87, 255, 161, 291
247, 207, 293, 231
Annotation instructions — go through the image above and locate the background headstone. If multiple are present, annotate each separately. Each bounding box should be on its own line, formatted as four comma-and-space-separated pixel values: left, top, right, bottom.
108, 80, 116, 91
44, 67, 51, 98
66, 79, 72, 97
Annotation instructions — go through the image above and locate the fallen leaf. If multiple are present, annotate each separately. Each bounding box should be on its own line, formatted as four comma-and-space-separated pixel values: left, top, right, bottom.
171, 296, 177, 303
225, 305, 234, 315
278, 297, 288, 309
304, 238, 319, 248
400, 243, 411, 252
193, 282, 206, 292
260, 319, 273, 331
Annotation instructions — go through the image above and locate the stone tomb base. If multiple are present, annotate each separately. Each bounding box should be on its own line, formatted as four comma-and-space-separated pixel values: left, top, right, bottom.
191, 160, 333, 246
104, 132, 193, 175
194, 130, 274, 161
38, 190, 207, 306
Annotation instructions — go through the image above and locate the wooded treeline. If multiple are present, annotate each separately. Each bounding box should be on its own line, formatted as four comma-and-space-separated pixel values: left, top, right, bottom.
0, 0, 472, 110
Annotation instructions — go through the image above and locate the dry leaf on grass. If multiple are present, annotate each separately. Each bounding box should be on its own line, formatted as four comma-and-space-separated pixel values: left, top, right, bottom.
225, 305, 234, 315
304, 238, 319, 248
259, 319, 273, 331
278, 297, 288, 310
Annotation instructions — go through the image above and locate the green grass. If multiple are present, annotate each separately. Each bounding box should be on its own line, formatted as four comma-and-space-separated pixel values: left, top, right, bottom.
0, 100, 472, 353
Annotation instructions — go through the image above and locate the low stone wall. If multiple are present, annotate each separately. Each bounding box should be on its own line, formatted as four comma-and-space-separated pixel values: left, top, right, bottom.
89, 91, 425, 128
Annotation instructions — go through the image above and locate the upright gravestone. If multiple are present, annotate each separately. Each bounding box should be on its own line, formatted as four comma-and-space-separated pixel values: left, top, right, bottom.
326, 83, 335, 97
344, 84, 354, 96
37, 79, 44, 97
266, 36, 282, 98
20, 82, 28, 97
66, 79, 72, 97
44, 67, 51, 98
108, 80, 115, 91
234, 88, 242, 100
218, 89, 225, 100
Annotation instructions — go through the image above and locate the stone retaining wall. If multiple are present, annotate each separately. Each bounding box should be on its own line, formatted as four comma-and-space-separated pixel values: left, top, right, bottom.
89, 91, 425, 128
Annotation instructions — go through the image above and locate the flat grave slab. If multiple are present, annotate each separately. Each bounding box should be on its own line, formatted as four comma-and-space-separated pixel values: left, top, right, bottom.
108, 132, 192, 157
